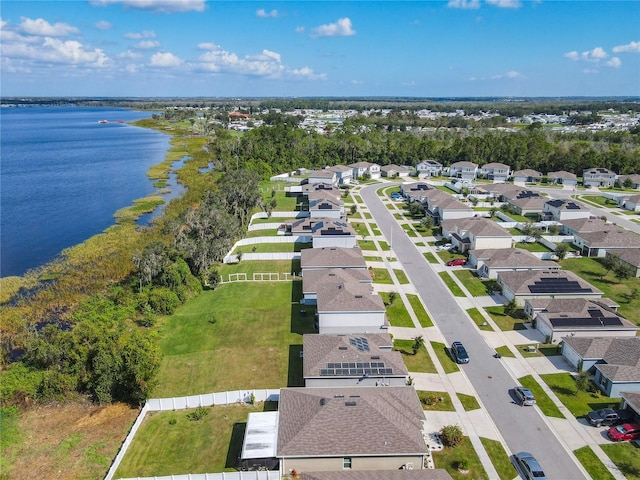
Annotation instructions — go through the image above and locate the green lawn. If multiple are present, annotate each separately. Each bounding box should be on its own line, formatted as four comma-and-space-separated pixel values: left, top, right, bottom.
540, 373, 618, 417
484, 306, 527, 331
394, 269, 410, 284
393, 340, 437, 373
480, 437, 516, 480
417, 391, 455, 411
560, 257, 640, 325
438, 272, 466, 297
154, 281, 313, 397
466, 308, 493, 331
578, 195, 618, 208
370, 268, 393, 284
379, 293, 414, 328
432, 436, 488, 480
517, 375, 563, 418
115, 404, 266, 477
514, 241, 554, 253
363, 255, 382, 262
573, 446, 616, 480
601, 442, 640, 480
431, 341, 460, 374
423, 252, 438, 264
494, 345, 515, 358
357, 239, 377, 251
218, 260, 300, 280
453, 270, 489, 297
233, 241, 310, 254
457, 393, 481, 411
407, 294, 433, 327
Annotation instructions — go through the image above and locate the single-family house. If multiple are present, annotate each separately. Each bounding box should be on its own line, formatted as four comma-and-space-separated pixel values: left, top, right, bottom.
316, 281, 387, 334
573, 228, 640, 257
606, 248, 640, 278
470, 248, 557, 279
547, 171, 578, 187
302, 268, 372, 305
400, 182, 437, 204
497, 269, 603, 306
583, 168, 617, 188
381, 164, 411, 178
423, 191, 473, 224
309, 169, 338, 186
560, 217, 608, 236
302, 333, 408, 387
299, 183, 342, 202
543, 199, 591, 221
617, 174, 640, 190
309, 197, 345, 219
512, 169, 543, 184
561, 337, 640, 397
348, 161, 381, 180
416, 160, 443, 177
290, 218, 357, 248
479, 162, 511, 182
524, 298, 635, 343
301, 470, 453, 480
506, 191, 548, 219
622, 194, 640, 212
328, 165, 354, 185
448, 161, 478, 181
442, 217, 512, 253
277, 387, 428, 473
301, 247, 366, 272
482, 183, 526, 201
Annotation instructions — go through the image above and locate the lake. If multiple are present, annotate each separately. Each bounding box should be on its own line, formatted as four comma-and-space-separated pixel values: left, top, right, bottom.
0, 106, 171, 277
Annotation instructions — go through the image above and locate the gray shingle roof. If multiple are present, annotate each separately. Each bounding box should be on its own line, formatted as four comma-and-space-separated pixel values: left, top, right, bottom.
471, 248, 551, 268
577, 229, 640, 248
512, 169, 543, 179
301, 247, 366, 270
450, 161, 478, 169
498, 270, 603, 296
548, 171, 578, 180
316, 281, 385, 313
620, 391, 640, 413
608, 248, 640, 268
302, 470, 453, 480
563, 337, 640, 372
291, 218, 356, 236
303, 268, 372, 295
302, 333, 408, 378
442, 217, 511, 238
560, 217, 608, 233
277, 387, 427, 457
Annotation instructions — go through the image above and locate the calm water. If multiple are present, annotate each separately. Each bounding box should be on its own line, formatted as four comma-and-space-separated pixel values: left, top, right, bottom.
1, 107, 171, 277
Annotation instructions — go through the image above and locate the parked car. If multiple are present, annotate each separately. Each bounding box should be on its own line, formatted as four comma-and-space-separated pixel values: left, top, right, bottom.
513, 452, 547, 480
514, 386, 536, 406
451, 341, 469, 364
607, 423, 640, 442
586, 408, 632, 427
446, 258, 466, 266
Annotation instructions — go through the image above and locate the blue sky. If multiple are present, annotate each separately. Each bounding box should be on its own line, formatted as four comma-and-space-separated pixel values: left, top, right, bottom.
1, 0, 639, 97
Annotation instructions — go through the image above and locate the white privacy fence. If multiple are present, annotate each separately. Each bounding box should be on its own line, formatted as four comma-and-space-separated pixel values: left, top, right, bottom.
119, 472, 281, 480
248, 223, 284, 231
223, 253, 301, 264
104, 390, 281, 480
251, 211, 308, 221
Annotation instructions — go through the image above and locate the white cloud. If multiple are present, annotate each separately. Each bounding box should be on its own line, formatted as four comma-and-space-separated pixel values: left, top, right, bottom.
565, 47, 608, 62
583, 68, 599, 74
491, 70, 522, 80
606, 57, 622, 68
295, 26, 305, 33
149, 51, 182, 67
311, 18, 356, 38
402, 80, 417, 86
95, 20, 113, 30
118, 50, 143, 59
612, 41, 640, 53
124, 30, 156, 39
135, 40, 160, 49
447, 0, 480, 9
19, 17, 79, 36
256, 9, 279, 18
486, 0, 522, 8
90, 0, 206, 13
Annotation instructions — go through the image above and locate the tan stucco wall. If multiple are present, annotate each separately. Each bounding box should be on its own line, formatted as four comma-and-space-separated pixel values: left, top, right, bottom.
281, 455, 423, 474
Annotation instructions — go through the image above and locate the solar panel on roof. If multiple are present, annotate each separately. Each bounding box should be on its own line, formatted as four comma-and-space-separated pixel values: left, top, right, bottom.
602, 318, 623, 326
550, 317, 602, 328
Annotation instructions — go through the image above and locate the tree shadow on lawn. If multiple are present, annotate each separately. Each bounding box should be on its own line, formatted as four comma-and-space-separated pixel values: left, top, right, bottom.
288, 344, 304, 387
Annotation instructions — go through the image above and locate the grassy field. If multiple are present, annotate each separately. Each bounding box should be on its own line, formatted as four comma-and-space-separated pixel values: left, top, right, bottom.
218, 260, 300, 280
153, 281, 313, 397
513, 241, 554, 253
407, 294, 433, 327
540, 373, 618, 417
517, 375, 563, 418
370, 268, 393, 284
432, 436, 488, 480
417, 391, 455, 411
466, 307, 493, 331
379, 293, 414, 328
480, 437, 516, 480
232, 241, 310, 254
393, 340, 437, 373
601, 442, 640, 480
484, 306, 527, 331
115, 404, 267, 477
438, 272, 466, 297
394, 269, 410, 284
431, 341, 460, 374
573, 446, 616, 480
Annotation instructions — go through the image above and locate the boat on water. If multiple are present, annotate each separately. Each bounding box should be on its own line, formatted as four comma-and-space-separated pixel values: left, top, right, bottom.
98, 119, 108, 124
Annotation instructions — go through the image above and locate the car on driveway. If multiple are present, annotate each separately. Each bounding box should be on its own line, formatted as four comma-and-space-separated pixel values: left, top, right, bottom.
513, 452, 547, 480
514, 386, 536, 406
450, 341, 469, 364
586, 408, 632, 427
446, 258, 466, 266
607, 423, 640, 442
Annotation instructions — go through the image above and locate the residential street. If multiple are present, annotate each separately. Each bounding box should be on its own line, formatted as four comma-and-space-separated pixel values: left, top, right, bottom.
360, 184, 589, 480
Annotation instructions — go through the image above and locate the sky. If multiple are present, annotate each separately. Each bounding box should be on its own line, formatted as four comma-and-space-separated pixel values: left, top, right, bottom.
1, 0, 639, 98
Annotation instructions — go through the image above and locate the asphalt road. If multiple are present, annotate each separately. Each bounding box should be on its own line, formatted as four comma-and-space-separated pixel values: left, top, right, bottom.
360, 184, 588, 480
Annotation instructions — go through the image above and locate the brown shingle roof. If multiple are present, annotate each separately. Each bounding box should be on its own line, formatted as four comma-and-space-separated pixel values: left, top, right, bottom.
548, 171, 578, 180
608, 248, 640, 268
561, 217, 608, 233
442, 217, 510, 238
277, 387, 427, 457
498, 270, 603, 296
301, 247, 366, 270
291, 218, 356, 236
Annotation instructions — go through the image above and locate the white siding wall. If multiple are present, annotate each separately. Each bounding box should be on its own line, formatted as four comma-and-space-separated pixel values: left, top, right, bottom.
313, 236, 357, 249
318, 311, 386, 334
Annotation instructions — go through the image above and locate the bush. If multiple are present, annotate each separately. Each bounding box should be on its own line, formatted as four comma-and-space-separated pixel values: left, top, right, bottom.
440, 424, 464, 448
187, 406, 210, 422
147, 287, 181, 315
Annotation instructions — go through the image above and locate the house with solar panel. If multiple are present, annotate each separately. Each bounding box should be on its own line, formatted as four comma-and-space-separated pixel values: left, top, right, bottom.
448, 161, 478, 181
290, 218, 357, 248
506, 191, 548, 219
561, 337, 640, 397
523, 298, 636, 343
469, 248, 557, 279
416, 160, 443, 177
547, 171, 578, 187
308, 169, 338, 186
308, 197, 345, 219
583, 168, 618, 188
275, 387, 429, 473
543, 199, 591, 221
400, 182, 437, 204
315, 281, 387, 335
299, 470, 453, 480
302, 333, 408, 387
497, 270, 603, 306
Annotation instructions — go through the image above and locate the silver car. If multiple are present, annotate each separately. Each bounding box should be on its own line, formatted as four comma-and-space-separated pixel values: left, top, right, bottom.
513, 451, 547, 480
514, 386, 536, 406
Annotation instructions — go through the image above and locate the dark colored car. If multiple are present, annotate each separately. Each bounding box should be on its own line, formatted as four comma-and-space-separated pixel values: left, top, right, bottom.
607, 423, 640, 442
513, 452, 547, 480
451, 341, 469, 364
446, 258, 466, 266
514, 386, 536, 406
586, 408, 632, 427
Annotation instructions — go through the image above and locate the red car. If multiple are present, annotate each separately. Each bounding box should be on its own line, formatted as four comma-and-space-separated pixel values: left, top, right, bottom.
607, 423, 640, 442
446, 258, 466, 267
